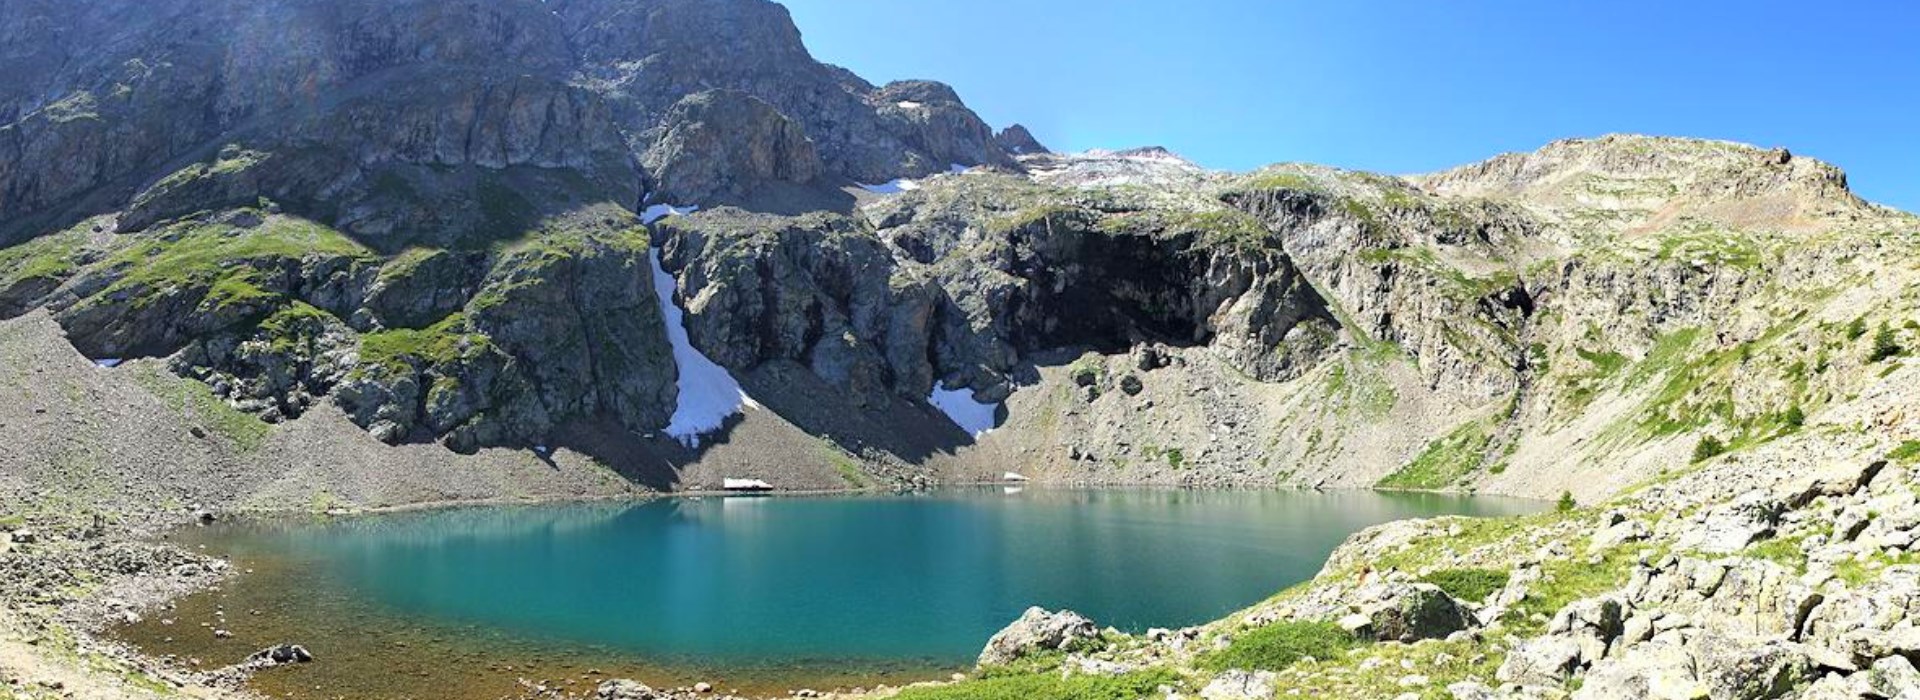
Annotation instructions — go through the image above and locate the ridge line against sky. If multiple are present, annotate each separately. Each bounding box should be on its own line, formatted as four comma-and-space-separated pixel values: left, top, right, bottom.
780, 0, 1920, 211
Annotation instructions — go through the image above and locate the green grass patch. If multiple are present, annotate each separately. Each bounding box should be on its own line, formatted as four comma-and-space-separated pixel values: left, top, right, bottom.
1378, 418, 1494, 490
1889, 440, 1920, 463
1198, 621, 1362, 673
102, 214, 371, 311
0, 225, 87, 287
892, 669, 1180, 700
1420, 568, 1510, 603
356, 313, 493, 374
1507, 546, 1644, 635
129, 364, 271, 452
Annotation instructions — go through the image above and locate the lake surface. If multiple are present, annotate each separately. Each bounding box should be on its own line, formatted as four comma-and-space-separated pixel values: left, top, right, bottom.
120, 488, 1541, 698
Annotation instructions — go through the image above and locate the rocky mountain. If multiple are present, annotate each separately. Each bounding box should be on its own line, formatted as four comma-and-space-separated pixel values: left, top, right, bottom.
2, 1, 1918, 511
6, 1, 1920, 699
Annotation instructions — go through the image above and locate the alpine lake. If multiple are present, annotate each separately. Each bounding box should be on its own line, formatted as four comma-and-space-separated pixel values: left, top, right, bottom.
115, 487, 1544, 699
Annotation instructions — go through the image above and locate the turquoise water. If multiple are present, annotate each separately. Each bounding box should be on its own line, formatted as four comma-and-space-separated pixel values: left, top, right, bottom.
176, 488, 1539, 676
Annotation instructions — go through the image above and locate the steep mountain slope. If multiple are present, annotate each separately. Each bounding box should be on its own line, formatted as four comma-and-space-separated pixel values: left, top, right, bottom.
2, 2, 1917, 514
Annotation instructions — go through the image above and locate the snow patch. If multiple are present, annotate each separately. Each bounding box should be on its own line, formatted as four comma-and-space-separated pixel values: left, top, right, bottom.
642, 203, 699, 225
94, 359, 122, 368
948, 163, 970, 174
896, 100, 924, 110
723, 478, 774, 491
648, 249, 760, 448
856, 178, 920, 194
928, 381, 1000, 437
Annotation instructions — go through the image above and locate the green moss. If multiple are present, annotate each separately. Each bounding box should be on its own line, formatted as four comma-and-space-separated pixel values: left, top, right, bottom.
357, 313, 493, 374
375, 246, 447, 285
1420, 569, 1510, 603
256, 301, 337, 353
1199, 621, 1362, 673
1379, 417, 1495, 490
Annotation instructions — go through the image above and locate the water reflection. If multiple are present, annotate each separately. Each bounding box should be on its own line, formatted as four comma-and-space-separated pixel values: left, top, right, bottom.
153, 488, 1542, 683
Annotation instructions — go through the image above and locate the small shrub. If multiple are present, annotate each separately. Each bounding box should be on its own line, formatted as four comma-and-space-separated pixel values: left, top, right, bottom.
1889, 440, 1920, 463
1420, 568, 1510, 603
1870, 323, 1901, 362
1692, 435, 1727, 463
1782, 405, 1806, 430
1846, 317, 1868, 340
1199, 621, 1361, 672
1164, 448, 1185, 469
1556, 490, 1576, 512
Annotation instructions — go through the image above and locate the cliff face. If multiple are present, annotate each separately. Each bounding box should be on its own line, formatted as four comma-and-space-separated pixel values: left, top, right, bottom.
2, 1, 1918, 505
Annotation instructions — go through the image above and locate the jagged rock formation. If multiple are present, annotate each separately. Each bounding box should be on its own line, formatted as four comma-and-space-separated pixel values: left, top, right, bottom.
3, 3, 1920, 510
0, 0, 1031, 455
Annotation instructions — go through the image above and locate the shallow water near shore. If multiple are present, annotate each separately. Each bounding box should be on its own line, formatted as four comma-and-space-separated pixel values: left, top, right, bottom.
115, 487, 1542, 698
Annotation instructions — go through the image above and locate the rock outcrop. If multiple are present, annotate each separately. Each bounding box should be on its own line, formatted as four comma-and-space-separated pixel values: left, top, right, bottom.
978, 607, 1100, 666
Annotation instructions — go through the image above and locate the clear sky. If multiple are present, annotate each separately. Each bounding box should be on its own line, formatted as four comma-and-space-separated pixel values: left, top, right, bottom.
780, 1, 1920, 211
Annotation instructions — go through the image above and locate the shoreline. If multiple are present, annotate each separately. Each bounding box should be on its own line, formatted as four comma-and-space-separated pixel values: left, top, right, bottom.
7, 483, 1543, 700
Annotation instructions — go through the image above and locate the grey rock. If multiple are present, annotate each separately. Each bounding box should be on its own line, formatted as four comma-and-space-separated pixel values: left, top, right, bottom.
1200, 670, 1278, 700
641, 89, 823, 206
978, 607, 1099, 666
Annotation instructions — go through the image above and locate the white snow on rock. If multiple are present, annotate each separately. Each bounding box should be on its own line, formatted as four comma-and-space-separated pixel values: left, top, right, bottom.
948, 163, 970, 174
896, 100, 924, 110
856, 179, 920, 194
93, 358, 123, 368
929, 381, 1000, 437
648, 249, 760, 448
723, 478, 774, 491
641, 203, 699, 225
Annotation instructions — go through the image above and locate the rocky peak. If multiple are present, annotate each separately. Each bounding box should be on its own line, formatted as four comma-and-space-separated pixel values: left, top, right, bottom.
995, 124, 1050, 155
1415, 134, 1869, 233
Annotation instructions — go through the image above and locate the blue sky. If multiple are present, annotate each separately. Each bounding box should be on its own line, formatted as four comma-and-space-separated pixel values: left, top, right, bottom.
781, 1, 1920, 211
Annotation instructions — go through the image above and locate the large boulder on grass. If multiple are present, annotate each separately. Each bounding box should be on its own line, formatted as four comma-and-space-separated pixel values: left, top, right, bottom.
978, 607, 1099, 666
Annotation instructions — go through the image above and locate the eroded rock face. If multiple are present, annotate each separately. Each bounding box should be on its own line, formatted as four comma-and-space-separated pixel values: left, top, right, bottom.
977, 607, 1099, 666
641, 89, 823, 206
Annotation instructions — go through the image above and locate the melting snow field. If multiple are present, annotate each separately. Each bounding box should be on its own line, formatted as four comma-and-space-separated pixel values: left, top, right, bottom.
856, 179, 920, 194
928, 381, 1000, 437
648, 249, 760, 448
93, 359, 123, 368
641, 203, 698, 225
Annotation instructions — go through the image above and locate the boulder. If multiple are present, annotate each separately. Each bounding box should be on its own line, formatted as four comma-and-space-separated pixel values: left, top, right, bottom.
596, 679, 661, 700
1352, 582, 1474, 642
243, 644, 313, 667
1677, 491, 1785, 554
1868, 655, 1920, 699
1499, 635, 1584, 687
1200, 670, 1277, 700
978, 607, 1099, 666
